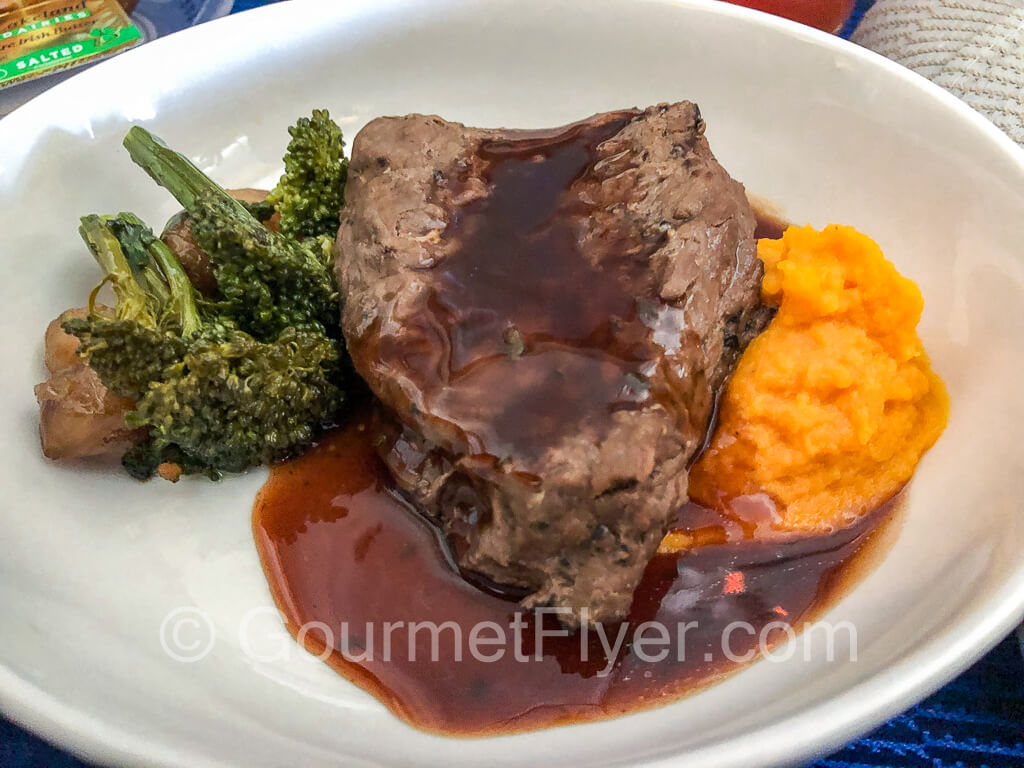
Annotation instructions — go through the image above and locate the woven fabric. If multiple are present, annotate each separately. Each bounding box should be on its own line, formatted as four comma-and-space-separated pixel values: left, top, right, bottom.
815, 636, 1024, 767
853, 0, 1024, 144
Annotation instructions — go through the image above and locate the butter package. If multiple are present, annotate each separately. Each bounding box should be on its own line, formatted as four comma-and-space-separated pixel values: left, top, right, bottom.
0, 0, 142, 90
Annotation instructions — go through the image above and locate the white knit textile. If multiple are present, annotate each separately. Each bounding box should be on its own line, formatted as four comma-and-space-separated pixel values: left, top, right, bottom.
853, 0, 1024, 144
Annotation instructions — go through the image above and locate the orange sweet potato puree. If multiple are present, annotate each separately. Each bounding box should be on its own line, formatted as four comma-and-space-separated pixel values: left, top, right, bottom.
687, 224, 949, 535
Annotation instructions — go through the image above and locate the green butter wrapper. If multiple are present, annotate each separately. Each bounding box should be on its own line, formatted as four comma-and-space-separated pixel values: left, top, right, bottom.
0, 0, 142, 90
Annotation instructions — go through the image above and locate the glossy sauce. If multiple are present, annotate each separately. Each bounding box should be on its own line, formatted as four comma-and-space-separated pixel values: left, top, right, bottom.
254, 414, 897, 736
753, 209, 788, 240
366, 111, 687, 462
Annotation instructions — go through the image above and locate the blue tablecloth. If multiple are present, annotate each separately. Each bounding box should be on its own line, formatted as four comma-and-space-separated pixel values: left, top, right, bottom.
4, 1, 1022, 766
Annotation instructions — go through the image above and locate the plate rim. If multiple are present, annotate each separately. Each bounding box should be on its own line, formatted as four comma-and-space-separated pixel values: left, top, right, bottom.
2, 1, 1023, 766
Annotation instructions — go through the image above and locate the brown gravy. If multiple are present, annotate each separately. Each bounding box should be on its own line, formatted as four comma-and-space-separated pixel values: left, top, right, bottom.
753, 209, 789, 240
366, 110, 692, 463
253, 413, 897, 736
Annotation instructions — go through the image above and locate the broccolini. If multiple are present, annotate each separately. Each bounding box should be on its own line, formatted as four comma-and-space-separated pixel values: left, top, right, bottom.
267, 109, 348, 240
65, 215, 188, 400
124, 325, 342, 478
64, 214, 343, 479
122, 126, 339, 342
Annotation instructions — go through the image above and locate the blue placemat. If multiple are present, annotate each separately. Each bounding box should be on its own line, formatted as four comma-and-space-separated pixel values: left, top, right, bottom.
4, 1, 1023, 766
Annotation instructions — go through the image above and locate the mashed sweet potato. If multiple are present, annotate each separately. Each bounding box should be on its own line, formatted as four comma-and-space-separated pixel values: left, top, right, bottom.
687, 224, 948, 535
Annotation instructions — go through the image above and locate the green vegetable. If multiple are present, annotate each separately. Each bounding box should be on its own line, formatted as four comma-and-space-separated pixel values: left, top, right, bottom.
188, 193, 338, 340
67, 318, 186, 402
124, 326, 342, 477
267, 109, 348, 240
240, 198, 277, 224
122, 126, 339, 342
107, 213, 203, 338
66, 215, 187, 399
64, 214, 343, 480
76, 214, 156, 328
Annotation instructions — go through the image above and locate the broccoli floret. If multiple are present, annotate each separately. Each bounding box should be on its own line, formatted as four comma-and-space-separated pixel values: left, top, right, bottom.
64, 319, 187, 401
240, 198, 277, 224
122, 126, 339, 341
267, 109, 348, 240
63, 215, 188, 398
64, 214, 344, 480
121, 443, 209, 482
188, 192, 338, 339
127, 327, 341, 475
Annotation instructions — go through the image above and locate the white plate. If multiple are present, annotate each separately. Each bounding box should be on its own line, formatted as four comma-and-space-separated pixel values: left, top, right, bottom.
1, 1, 1023, 766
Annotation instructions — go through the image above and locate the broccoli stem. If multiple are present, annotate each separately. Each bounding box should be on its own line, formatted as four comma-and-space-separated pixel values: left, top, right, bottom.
140, 267, 171, 314
78, 214, 156, 328
122, 127, 252, 219
152, 239, 202, 338
114, 213, 203, 338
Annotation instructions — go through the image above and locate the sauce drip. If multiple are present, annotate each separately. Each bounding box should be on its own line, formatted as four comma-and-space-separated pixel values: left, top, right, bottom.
753, 209, 788, 240
371, 111, 669, 461
254, 415, 895, 736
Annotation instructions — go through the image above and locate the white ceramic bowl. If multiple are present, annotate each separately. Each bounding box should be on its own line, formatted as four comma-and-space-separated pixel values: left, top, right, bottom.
1, 1, 1022, 766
